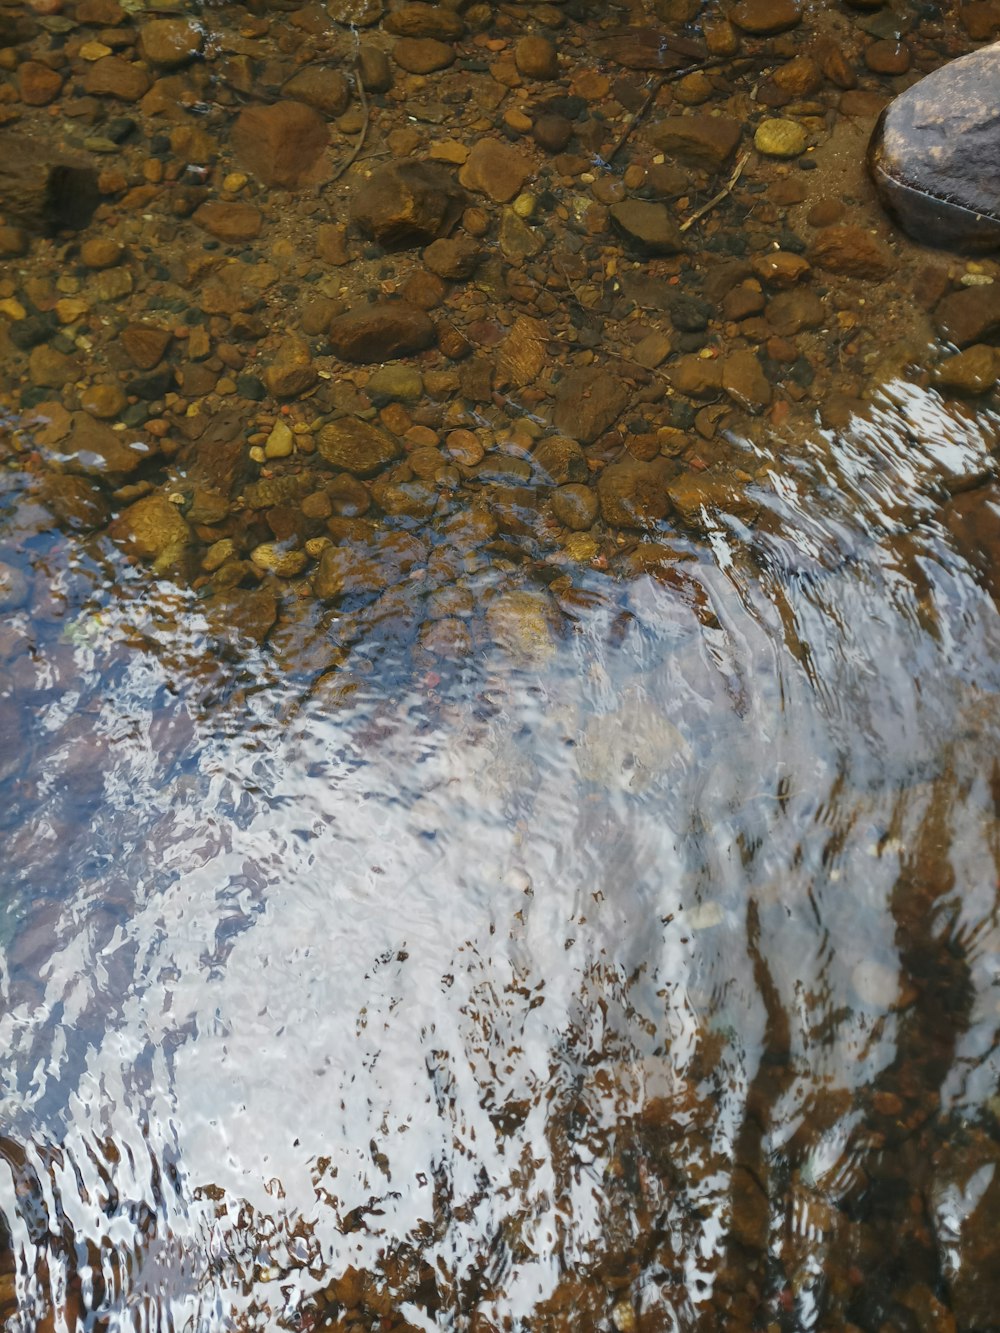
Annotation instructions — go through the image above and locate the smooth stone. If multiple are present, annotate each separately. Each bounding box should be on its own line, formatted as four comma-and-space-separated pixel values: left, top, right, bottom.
18, 60, 62, 104
597, 457, 675, 530
933, 344, 998, 394
264, 420, 295, 457
350, 160, 465, 249
80, 236, 122, 268
485, 590, 556, 665
327, 301, 435, 361
722, 348, 772, 413
551, 367, 631, 443
84, 55, 150, 101
358, 42, 392, 92
459, 138, 533, 203
935, 283, 1000, 347
392, 37, 454, 73
251, 542, 308, 577
422, 235, 481, 279
121, 323, 171, 369
109, 493, 190, 568
0, 226, 29, 256
316, 417, 402, 475
731, 0, 802, 33
314, 529, 426, 600
808, 224, 896, 279
329, 0, 383, 25
366, 365, 423, 399
532, 435, 587, 486
532, 113, 573, 154
646, 115, 742, 170
230, 101, 329, 189
766, 288, 825, 335
552, 483, 598, 531
754, 117, 808, 158
610, 200, 685, 254
193, 201, 262, 243
869, 44, 1000, 250
666, 471, 759, 534
665, 354, 723, 398
383, 2, 464, 39
282, 66, 350, 117
263, 337, 316, 398
138, 18, 202, 68
79, 382, 126, 418
515, 35, 558, 79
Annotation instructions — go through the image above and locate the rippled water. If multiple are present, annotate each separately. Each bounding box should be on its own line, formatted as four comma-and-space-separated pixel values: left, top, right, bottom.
2, 381, 1000, 1331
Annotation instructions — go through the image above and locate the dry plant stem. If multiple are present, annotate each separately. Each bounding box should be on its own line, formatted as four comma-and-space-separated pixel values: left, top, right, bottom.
329, 64, 369, 184
604, 56, 762, 165
605, 74, 666, 164
679, 150, 752, 232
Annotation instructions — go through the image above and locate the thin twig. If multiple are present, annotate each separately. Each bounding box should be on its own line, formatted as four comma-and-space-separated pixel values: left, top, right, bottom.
679, 149, 751, 232
329, 60, 369, 184
605, 74, 665, 164
604, 55, 764, 165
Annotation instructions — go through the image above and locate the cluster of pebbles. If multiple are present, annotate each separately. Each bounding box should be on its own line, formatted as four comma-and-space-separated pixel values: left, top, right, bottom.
2, 0, 1000, 675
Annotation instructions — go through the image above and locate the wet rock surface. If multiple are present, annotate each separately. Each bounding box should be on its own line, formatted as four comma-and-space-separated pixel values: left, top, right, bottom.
869, 43, 1000, 251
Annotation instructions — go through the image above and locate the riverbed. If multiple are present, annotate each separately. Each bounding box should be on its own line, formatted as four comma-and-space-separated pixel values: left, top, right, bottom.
2, 0, 1000, 1329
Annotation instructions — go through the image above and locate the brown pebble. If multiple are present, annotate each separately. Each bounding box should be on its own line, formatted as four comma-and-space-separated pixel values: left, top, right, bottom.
731, 0, 802, 34
393, 37, 455, 74
807, 198, 846, 227
18, 60, 63, 105
532, 113, 573, 154
0, 226, 29, 257
515, 34, 558, 80
865, 39, 911, 75
80, 237, 124, 269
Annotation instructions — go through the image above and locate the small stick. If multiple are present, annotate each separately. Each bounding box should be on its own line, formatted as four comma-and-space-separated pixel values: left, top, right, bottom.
605, 74, 665, 164
329, 61, 369, 184
604, 55, 766, 166
679, 149, 751, 232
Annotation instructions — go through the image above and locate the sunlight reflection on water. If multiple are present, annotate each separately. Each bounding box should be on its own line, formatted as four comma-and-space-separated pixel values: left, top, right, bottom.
1, 382, 999, 1331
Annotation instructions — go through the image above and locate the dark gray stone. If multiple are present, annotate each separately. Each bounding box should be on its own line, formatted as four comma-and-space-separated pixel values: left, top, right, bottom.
869, 44, 1000, 251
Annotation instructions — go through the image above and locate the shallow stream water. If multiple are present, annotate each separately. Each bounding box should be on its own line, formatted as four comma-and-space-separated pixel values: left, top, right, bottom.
4, 0, 1000, 1324
2, 375, 1000, 1332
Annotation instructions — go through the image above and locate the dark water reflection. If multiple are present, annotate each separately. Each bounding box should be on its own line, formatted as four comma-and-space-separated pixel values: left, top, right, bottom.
2, 383, 1000, 1332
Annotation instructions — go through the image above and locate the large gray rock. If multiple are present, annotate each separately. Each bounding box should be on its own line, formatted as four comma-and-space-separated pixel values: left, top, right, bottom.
869, 44, 1000, 251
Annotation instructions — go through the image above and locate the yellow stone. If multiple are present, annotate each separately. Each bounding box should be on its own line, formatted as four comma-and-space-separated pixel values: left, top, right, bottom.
203, 538, 235, 572
222, 172, 248, 193
512, 191, 536, 218
428, 140, 470, 164
503, 108, 532, 134
55, 297, 88, 324
80, 382, 125, 418
80, 40, 112, 60
0, 298, 26, 320
250, 543, 308, 577
563, 532, 599, 562
264, 420, 294, 458
754, 118, 808, 158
